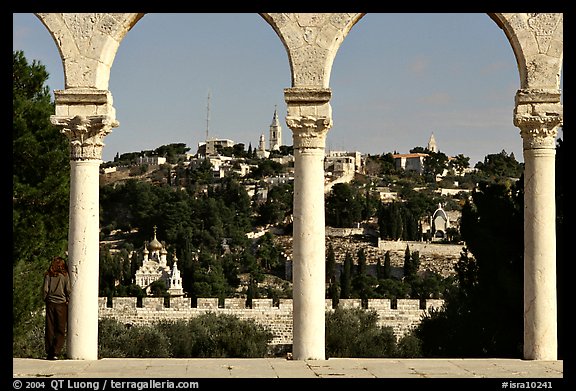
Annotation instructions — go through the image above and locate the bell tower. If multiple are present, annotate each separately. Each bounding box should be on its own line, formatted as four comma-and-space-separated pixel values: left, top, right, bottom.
269, 106, 282, 151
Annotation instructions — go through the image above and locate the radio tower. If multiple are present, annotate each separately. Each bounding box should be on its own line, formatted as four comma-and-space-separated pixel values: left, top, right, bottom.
205, 90, 210, 142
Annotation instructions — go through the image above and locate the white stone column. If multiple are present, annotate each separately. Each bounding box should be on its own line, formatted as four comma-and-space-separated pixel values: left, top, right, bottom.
514, 89, 562, 360
285, 87, 332, 360
51, 89, 118, 360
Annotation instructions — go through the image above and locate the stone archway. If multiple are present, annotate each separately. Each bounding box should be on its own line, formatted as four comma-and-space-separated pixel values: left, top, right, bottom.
35, 12, 562, 361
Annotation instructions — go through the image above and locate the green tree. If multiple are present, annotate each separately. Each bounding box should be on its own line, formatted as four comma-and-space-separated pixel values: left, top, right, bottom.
381, 251, 392, 280
250, 159, 284, 179
256, 182, 293, 226
351, 248, 375, 302
326, 308, 397, 357
13, 50, 70, 346
474, 149, 523, 180
423, 151, 449, 182
325, 183, 363, 228
448, 153, 470, 175
403, 245, 420, 280
415, 179, 524, 357
339, 251, 353, 299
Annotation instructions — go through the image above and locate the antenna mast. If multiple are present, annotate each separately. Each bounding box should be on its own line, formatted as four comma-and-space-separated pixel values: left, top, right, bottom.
205, 90, 210, 141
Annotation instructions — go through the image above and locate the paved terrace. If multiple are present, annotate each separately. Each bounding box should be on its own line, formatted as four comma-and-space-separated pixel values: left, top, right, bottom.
13, 358, 566, 386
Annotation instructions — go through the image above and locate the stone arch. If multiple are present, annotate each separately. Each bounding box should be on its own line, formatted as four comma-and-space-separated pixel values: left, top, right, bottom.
35, 13, 144, 89
489, 13, 563, 89
259, 13, 364, 87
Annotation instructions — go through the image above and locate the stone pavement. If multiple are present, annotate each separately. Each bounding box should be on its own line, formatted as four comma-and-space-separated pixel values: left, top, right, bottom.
13, 358, 565, 381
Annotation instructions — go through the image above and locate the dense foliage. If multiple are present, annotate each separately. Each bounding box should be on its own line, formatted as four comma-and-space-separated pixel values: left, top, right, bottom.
98, 314, 274, 358
326, 307, 422, 358
13, 50, 70, 349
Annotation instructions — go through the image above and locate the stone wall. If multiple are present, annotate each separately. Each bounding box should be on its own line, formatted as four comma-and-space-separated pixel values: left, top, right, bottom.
98, 297, 444, 346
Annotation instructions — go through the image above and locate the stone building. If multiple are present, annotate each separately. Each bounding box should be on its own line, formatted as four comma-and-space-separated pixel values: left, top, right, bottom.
135, 226, 184, 296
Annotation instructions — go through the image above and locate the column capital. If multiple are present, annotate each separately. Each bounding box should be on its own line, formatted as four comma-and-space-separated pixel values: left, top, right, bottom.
514, 88, 562, 150
51, 114, 119, 160
286, 115, 332, 148
284, 87, 332, 149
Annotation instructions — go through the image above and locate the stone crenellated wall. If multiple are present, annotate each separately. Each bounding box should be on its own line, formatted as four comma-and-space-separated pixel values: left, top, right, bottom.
98, 297, 444, 346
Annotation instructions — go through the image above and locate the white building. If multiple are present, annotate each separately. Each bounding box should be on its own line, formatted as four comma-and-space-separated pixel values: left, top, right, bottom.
135, 226, 184, 296
392, 152, 429, 174
137, 156, 166, 165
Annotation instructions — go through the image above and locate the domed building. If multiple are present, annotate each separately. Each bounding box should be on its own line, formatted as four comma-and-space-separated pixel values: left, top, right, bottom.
135, 226, 184, 296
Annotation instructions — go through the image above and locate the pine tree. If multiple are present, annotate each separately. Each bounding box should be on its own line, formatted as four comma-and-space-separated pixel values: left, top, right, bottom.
13, 50, 70, 344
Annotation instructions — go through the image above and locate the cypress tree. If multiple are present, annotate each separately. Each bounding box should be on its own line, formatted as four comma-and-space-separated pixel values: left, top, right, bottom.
339, 251, 353, 299
383, 251, 392, 279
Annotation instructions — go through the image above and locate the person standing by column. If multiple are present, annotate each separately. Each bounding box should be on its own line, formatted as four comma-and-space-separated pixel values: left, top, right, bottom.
43, 256, 72, 360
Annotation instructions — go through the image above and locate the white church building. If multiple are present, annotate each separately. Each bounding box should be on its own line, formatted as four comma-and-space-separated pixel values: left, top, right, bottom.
135, 226, 184, 296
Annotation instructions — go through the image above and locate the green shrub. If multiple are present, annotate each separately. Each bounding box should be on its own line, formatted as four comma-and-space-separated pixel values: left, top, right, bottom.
325, 307, 397, 357
99, 313, 273, 358
156, 312, 273, 357
396, 332, 423, 358
12, 311, 46, 358
98, 318, 171, 358
98, 318, 130, 358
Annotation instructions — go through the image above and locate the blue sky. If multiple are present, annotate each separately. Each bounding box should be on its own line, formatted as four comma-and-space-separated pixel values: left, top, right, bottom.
13, 13, 564, 165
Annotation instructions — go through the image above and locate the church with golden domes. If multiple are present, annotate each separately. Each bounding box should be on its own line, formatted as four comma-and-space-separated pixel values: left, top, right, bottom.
134, 226, 184, 296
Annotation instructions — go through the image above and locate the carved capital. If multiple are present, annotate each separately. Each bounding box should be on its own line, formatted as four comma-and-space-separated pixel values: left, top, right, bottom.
286, 115, 331, 148
514, 88, 562, 150
516, 117, 560, 150
51, 115, 119, 160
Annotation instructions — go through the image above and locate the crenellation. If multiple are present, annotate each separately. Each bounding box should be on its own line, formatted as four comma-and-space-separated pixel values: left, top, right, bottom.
368, 299, 391, 310
224, 298, 246, 309
396, 299, 421, 310
142, 297, 164, 309
338, 299, 362, 309
170, 297, 191, 309
197, 298, 219, 309
251, 298, 273, 308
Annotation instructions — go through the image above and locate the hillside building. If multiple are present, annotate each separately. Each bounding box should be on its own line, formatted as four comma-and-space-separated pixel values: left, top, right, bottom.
135, 226, 184, 296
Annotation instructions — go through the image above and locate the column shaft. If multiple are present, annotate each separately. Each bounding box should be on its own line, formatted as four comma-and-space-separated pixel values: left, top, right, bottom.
284, 87, 332, 360
514, 88, 562, 360
292, 146, 326, 360
51, 89, 118, 360
67, 160, 101, 360
523, 148, 557, 360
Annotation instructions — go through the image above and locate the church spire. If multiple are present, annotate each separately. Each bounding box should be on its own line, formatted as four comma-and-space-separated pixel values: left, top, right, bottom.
269, 105, 282, 151
427, 132, 438, 153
